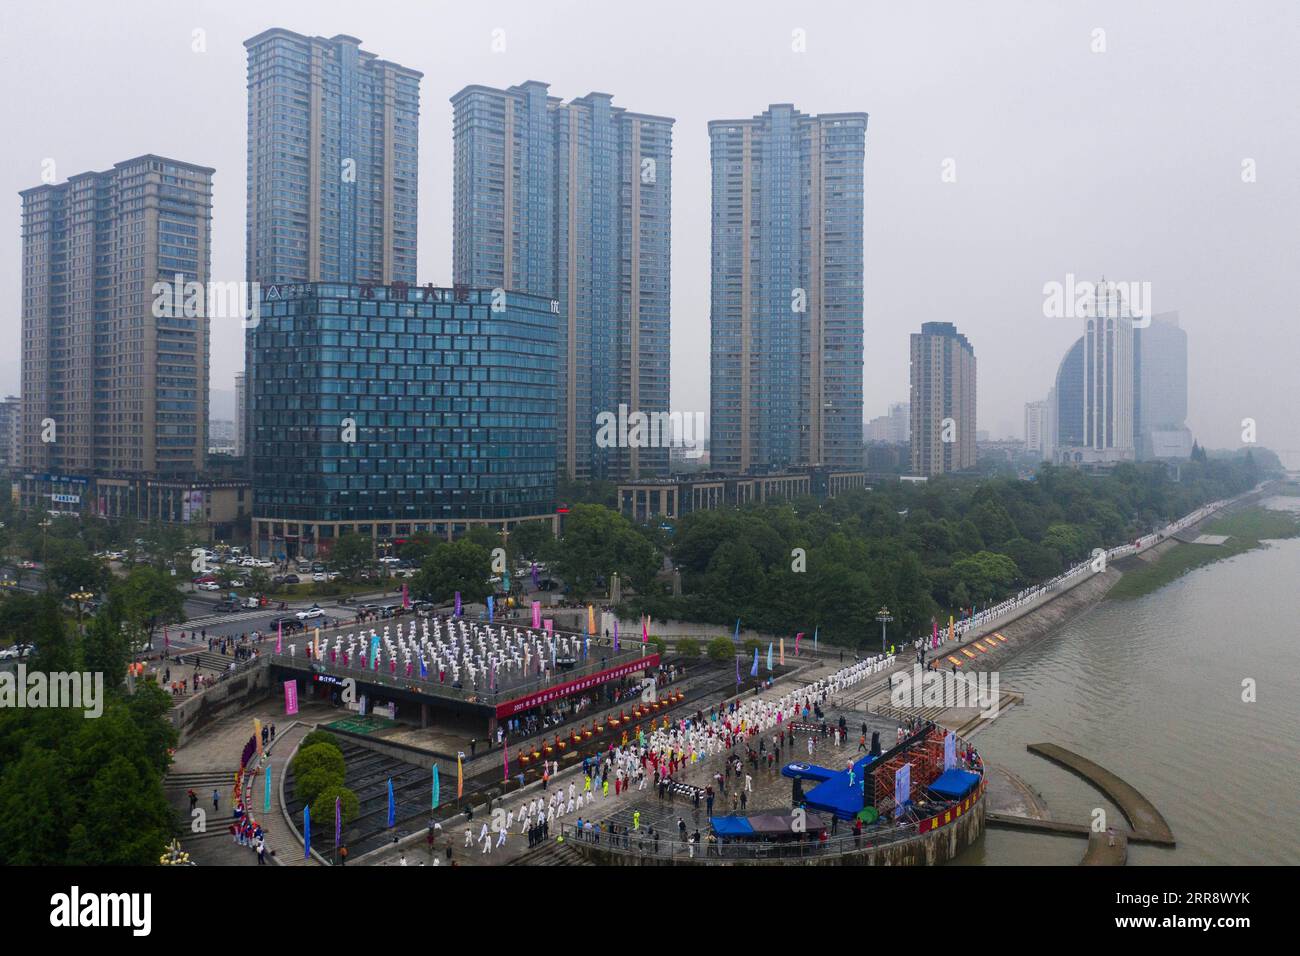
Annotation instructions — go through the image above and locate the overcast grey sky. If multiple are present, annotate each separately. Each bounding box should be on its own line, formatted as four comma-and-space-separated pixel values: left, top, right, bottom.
3, 0, 1297, 456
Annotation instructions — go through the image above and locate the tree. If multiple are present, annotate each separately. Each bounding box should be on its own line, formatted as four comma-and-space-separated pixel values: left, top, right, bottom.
291, 742, 346, 781
509, 521, 555, 563
706, 636, 734, 662
296, 767, 343, 807
676, 638, 701, 658
111, 567, 185, 652
331, 533, 373, 583
411, 540, 492, 605
312, 784, 360, 830
44, 549, 110, 597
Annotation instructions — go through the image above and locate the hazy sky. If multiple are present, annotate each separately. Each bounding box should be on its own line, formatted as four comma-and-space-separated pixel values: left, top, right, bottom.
3, 0, 1297, 457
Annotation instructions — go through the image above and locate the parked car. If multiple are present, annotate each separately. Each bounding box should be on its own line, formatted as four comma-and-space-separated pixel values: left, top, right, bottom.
283, 574, 301, 585
196, 581, 221, 592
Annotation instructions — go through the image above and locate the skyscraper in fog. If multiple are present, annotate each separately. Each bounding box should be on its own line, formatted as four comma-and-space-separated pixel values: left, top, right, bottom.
1135, 311, 1192, 459
19, 155, 213, 511
1024, 400, 1048, 458
909, 322, 977, 475
708, 104, 867, 474
451, 82, 673, 481
244, 29, 421, 287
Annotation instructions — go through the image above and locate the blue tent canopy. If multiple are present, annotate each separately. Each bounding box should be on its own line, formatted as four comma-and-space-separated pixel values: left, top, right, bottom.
928, 769, 981, 800
709, 815, 755, 837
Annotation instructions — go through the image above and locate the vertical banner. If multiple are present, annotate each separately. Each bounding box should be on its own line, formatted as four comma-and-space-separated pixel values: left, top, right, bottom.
335, 796, 342, 849
402, 583, 409, 610
487, 595, 494, 622
795, 632, 803, 657
254, 718, 263, 756
614, 620, 619, 651
283, 680, 299, 715
276, 621, 283, 653
813, 626, 818, 651
766, 643, 773, 672
387, 778, 395, 828
456, 752, 464, 799
587, 604, 596, 636
432, 764, 440, 809
455, 591, 462, 617
943, 732, 957, 771
531, 601, 541, 629
303, 805, 311, 860
504, 738, 510, 781
642, 615, 649, 646
264, 763, 272, 813
735, 654, 741, 686
313, 627, 319, 660
733, 618, 740, 644
543, 619, 553, 635
750, 648, 759, 677
894, 763, 912, 819
779, 638, 785, 666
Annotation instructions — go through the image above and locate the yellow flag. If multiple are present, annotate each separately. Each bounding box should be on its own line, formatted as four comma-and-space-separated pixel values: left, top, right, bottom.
949, 615, 955, 641
254, 718, 263, 755
779, 638, 785, 666
457, 752, 464, 798
587, 604, 596, 635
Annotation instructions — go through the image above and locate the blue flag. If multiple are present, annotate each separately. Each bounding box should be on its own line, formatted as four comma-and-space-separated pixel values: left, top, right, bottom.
814, 626, 818, 651
265, 762, 272, 813
487, 595, 494, 622
766, 643, 773, 672
432, 765, 440, 809
387, 777, 395, 828
614, 620, 619, 651
750, 648, 759, 677
735, 654, 741, 685
419, 651, 427, 680
733, 618, 740, 644
303, 804, 311, 860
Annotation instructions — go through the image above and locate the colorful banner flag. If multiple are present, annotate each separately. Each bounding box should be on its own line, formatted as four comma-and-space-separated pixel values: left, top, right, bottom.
766, 643, 773, 672
335, 795, 342, 849
283, 680, 298, 715
587, 604, 596, 636
735, 654, 741, 685
531, 601, 541, 629
733, 618, 740, 644
613, 620, 619, 651
313, 627, 320, 660
750, 648, 759, 677
456, 752, 464, 799
276, 621, 282, 653
795, 632, 803, 657
813, 626, 819, 651
642, 615, 649, 645
530, 562, 540, 590
543, 619, 553, 635
254, 718, 263, 756
487, 595, 494, 622
264, 763, 272, 813
432, 765, 440, 809
504, 738, 510, 781
779, 638, 785, 666
303, 804, 311, 860
387, 778, 395, 828
402, 584, 409, 610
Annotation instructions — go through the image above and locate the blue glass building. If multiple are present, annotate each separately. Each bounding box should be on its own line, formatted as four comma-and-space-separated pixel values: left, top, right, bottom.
248, 282, 558, 558
709, 105, 867, 474
451, 82, 673, 481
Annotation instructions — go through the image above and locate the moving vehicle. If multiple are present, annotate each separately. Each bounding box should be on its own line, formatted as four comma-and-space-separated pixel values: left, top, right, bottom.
296, 605, 324, 621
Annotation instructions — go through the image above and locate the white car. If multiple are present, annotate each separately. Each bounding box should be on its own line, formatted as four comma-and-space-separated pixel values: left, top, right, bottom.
312, 572, 328, 582
197, 581, 221, 592
296, 606, 324, 621
255, 559, 274, 569
239, 557, 257, 567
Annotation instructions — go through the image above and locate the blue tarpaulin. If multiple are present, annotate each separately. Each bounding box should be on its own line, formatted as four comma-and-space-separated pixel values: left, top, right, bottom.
928, 769, 981, 800
709, 816, 755, 837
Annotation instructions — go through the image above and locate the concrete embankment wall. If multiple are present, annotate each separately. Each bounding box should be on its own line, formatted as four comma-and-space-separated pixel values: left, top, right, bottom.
171, 661, 272, 746
578, 797, 985, 867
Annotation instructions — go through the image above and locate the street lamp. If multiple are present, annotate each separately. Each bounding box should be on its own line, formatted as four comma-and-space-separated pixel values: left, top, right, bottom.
70, 589, 95, 637
875, 606, 894, 653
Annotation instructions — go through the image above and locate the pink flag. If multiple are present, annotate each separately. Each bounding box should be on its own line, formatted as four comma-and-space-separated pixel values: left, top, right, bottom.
276, 621, 283, 654
532, 601, 541, 629
795, 632, 803, 657
642, 615, 649, 645
544, 619, 553, 635
283, 680, 298, 715
504, 738, 510, 781
402, 584, 409, 610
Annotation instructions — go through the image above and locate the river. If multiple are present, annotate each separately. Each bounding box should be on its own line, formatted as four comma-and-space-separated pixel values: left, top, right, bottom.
955, 495, 1300, 865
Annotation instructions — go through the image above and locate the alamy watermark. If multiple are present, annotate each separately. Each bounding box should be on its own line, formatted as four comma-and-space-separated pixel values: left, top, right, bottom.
0, 665, 104, 718
890, 665, 1000, 719
594, 404, 705, 458
152, 274, 261, 328
1042, 274, 1151, 328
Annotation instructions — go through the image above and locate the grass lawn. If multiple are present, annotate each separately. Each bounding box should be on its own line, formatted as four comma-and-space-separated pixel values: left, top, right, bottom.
1109, 505, 1300, 600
